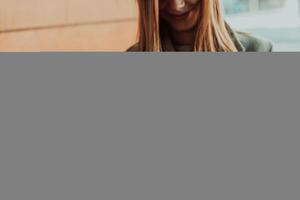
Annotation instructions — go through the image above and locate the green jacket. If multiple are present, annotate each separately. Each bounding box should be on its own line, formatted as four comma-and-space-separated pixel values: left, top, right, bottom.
127, 23, 273, 52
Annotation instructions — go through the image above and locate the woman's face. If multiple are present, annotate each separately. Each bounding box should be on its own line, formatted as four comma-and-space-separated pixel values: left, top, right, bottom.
159, 0, 201, 31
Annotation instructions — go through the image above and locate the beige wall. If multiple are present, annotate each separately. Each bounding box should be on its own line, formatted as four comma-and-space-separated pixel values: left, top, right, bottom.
0, 0, 138, 51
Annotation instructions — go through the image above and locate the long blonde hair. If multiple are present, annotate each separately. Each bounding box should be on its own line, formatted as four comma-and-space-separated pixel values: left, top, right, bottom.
136, 0, 237, 52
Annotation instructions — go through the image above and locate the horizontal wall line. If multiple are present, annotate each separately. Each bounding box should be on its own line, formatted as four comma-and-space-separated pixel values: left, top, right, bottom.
0, 18, 137, 34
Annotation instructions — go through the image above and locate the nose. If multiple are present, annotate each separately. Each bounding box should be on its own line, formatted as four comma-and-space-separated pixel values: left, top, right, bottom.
170, 0, 186, 11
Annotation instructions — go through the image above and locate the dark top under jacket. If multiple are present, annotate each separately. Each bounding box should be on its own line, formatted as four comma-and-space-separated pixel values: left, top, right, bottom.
127, 22, 273, 52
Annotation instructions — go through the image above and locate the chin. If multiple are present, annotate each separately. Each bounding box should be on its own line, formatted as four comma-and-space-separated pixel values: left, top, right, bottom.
170, 22, 196, 32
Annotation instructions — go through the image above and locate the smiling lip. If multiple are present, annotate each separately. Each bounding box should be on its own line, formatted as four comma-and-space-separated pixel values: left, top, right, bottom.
166, 4, 198, 20
168, 11, 191, 20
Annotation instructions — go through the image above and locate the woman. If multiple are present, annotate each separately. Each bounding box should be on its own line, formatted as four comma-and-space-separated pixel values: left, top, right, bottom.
127, 0, 273, 52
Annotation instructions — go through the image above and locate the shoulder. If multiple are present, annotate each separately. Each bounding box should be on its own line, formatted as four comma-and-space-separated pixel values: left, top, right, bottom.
126, 32, 274, 52
235, 31, 273, 52
126, 43, 140, 52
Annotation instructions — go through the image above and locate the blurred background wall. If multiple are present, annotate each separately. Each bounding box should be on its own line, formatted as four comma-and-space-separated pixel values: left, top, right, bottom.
0, 0, 138, 51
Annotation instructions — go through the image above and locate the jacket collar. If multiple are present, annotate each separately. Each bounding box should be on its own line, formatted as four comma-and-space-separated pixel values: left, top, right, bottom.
160, 21, 246, 52
224, 22, 245, 52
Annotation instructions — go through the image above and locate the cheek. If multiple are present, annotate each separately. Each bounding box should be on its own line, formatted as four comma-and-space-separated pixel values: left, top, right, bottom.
186, 0, 200, 3
190, 0, 200, 3
159, 1, 168, 18
159, 0, 167, 10
187, 0, 201, 10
